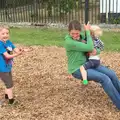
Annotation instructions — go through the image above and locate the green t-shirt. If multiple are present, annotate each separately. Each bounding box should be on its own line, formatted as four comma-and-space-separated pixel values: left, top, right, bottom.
64, 30, 94, 74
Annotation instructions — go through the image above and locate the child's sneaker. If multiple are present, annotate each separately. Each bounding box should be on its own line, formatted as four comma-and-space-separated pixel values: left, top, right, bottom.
8, 99, 19, 106
82, 79, 88, 85
5, 94, 9, 99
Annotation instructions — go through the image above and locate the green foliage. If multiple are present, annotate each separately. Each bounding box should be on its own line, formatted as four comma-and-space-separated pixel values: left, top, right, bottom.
46, 0, 74, 17
59, 0, 74, 14
109, 17, 120, 24
6, 0, 33, 8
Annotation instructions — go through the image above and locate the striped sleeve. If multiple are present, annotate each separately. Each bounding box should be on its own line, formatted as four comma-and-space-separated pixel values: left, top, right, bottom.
94, 38, 104, 51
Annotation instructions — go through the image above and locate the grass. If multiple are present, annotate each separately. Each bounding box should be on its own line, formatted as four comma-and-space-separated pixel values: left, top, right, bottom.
101, 31, 120, 51
10, 27, 120, 51
10, 27, 66, 46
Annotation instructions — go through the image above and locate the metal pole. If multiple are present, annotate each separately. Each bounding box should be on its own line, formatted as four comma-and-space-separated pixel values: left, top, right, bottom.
85, 0, 89, 24
106, 0, 108, 23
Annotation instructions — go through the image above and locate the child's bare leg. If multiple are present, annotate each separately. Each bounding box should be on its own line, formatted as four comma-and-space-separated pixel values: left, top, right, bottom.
80, 66, 88, 85
5, 88, 16, 104
80, 66, 87, 80
0, 72, 16, 104
5, 88, 13, 99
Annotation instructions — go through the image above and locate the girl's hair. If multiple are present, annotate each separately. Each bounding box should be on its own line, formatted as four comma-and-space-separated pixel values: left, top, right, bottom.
68, 20, 81, 31
90, 25, 103, 37
0, 25, 9, 31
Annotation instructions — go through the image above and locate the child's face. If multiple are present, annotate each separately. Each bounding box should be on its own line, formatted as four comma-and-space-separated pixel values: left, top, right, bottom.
69, 30, 80, 40
0, 28, 9, 42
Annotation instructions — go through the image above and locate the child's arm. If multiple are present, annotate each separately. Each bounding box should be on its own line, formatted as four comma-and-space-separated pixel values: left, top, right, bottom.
3, 50, 23, 59
8, 41, 24, 54
13, 48, 23, 53
14, 47, 33, 53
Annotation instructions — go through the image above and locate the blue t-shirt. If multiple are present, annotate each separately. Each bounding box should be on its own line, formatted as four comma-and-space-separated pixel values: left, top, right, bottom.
0, 40, 16, 72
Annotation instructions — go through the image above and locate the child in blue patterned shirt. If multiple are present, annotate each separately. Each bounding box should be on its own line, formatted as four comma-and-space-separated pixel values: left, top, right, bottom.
0, 25, 24, 105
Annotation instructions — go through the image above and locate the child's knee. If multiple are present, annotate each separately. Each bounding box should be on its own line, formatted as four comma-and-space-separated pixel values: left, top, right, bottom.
80, 66, 85, 71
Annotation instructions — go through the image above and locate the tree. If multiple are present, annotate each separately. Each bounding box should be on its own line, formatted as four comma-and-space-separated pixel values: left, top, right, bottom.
59, 0, 74, 14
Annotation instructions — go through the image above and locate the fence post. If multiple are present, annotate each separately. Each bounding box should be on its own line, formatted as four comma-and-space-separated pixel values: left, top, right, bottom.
105, 0, 108, 24
85, 0, 89, 24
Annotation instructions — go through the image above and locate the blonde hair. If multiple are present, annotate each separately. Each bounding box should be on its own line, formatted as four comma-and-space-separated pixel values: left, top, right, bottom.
90, 25, 103, 38
0, 25, 9, 31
